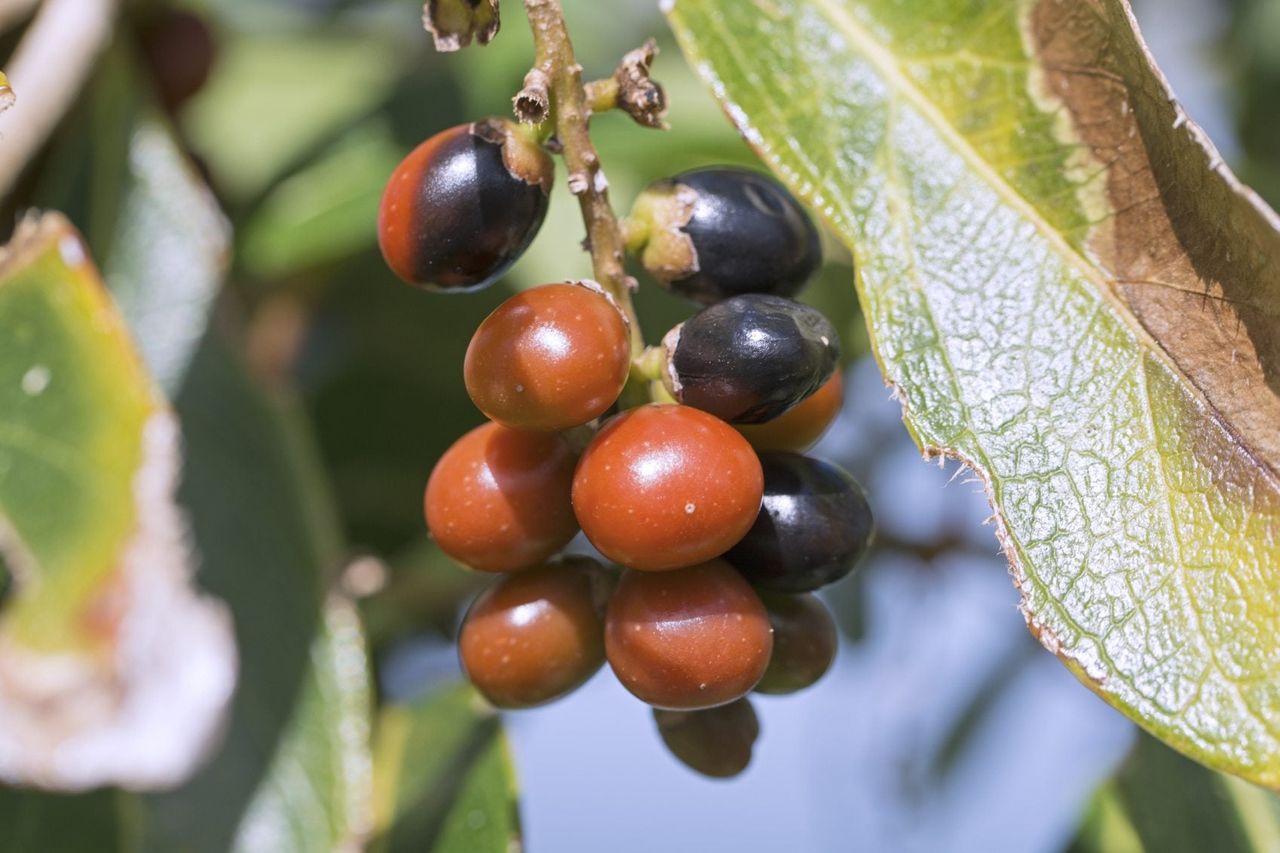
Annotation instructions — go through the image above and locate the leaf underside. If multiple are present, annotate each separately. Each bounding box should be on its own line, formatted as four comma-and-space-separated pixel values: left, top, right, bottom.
667, 0, 1280, 788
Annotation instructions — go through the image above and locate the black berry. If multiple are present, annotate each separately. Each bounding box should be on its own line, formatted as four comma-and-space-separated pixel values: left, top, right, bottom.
653, 697, 760, 778
664, 294, 840, 424
725, 452, 873, 592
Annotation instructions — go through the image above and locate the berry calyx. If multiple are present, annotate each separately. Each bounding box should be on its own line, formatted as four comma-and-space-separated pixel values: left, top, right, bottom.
459, 558, 611, 708
464, 281, 631, 431
725, 452, 874, 592
572, 404, 764, 571
605, 560, 773, 709
663, 294, 840, 424
625, 166, 821, 305
378, 118, 553, 291
653, 697, 760, 779
425, 421, 578, 572
737, 370, 843, 452
754, 593, 838, 695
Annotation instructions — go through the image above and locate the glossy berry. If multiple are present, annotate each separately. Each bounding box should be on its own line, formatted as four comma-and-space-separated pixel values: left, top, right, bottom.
653, 697, 759, 779
725, 452, 874, 592
572, 404, 763, 571
425, 421, 578, 572
755, 593, 838, 695
464, 281, 630, 431
665, 294, 840, 424
627, 166, 821, 304
737, 370, 843, 452
379, 118, 553, 291
605, 561, 773, 709
459, 558, 610, 708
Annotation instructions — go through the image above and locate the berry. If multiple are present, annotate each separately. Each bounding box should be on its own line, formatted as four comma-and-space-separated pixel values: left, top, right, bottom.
464, 281, 630, 431
653, 697, 759, 779
626, 166, 821, 304
737, 370, 843, 452
605, 560, 773, 709
459, 558, 610, 708
664, 294, 840, 424
572, 404, 763, 571
378, 118, 553, 291
425, 421, 578, 572
725, 452, 874, 592
755, 593, 838, 695
138, 9, 217, 113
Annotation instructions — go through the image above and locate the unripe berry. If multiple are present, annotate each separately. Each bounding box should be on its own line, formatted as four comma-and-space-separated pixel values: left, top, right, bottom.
605, 561, 773, 709
572, 404, 763, 571
464, 281, 630, 431
379, 119, 553, 291
425, 421, 578, 572
626, 166, 821, 304
459, 558, 611, 708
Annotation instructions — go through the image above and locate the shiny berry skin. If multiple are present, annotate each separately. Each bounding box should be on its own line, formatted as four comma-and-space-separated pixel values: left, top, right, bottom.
725, 452, 874, 592
459, 558, 611, 708
737, 370, 843, 452
665, 294, 840, 424
605, 560, 773, 710
378, 118, 553, 291
464, 281, 630, 431
653, 697, 759, 779
572, 404, 764, 571
425, 421, 578, 572
755, 593, 838, 695
628, 166, 821, 305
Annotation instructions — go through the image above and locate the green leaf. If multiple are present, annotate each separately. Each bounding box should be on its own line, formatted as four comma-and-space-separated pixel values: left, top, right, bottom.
371, 684, 521, 853
667, 0, 1280, 788
0, 213, 235, 791
232, 595, 374, 853
1073, 734, 1280, 853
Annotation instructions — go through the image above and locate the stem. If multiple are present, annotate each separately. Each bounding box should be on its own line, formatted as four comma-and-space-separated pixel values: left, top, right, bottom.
522, 0, 644, 359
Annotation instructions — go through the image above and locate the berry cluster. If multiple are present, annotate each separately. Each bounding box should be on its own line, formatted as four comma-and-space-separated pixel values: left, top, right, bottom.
380, 118, 873, 777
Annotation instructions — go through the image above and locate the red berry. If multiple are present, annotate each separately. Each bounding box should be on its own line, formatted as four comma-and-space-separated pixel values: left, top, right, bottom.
464, 282, 631, 431
754, 593, 838, 695
378, 119, 552, 291
737, 370, 842, 452
425, 421, 578, 572
572, 404, 763, 571
653, 697, 760, 779
459, 558, 611, 708
605, 560, 773, 709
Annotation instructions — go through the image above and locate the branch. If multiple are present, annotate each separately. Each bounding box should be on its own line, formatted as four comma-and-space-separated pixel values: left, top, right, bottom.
520, 0, 644, 358
0, 0, 39, 35
0, 0, 120, 199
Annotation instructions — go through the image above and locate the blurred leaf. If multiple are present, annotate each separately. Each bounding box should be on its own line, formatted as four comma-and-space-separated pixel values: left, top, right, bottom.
0, 789, 139, 853
104, 117, 230, 396
360, 538, 488, 646
1072, 734, 1280, 853
239, 121, 399, 279
232, 595, 374, 853
669, 0, 1280, 787
141, 331, 345, 851
371, 683, 520, 853
185, 31, 408, 205
0, 213, 234, 791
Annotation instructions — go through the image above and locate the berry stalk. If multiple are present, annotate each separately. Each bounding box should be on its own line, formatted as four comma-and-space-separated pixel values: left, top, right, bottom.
520, 0, 645, 359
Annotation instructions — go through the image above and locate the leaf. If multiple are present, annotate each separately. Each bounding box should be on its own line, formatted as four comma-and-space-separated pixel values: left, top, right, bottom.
667, 0, 1280, 787
1073, 733, 1280, 852
0, 213, 235, 790
371, 683, 521, 853
231, 594, 374, 853
141, 332, 349, 851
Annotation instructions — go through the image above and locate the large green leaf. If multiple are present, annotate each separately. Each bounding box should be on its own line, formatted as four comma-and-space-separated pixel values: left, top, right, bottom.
370, 683, 520, 853
0, 213, 235, 791
667, 0, 1280, 788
